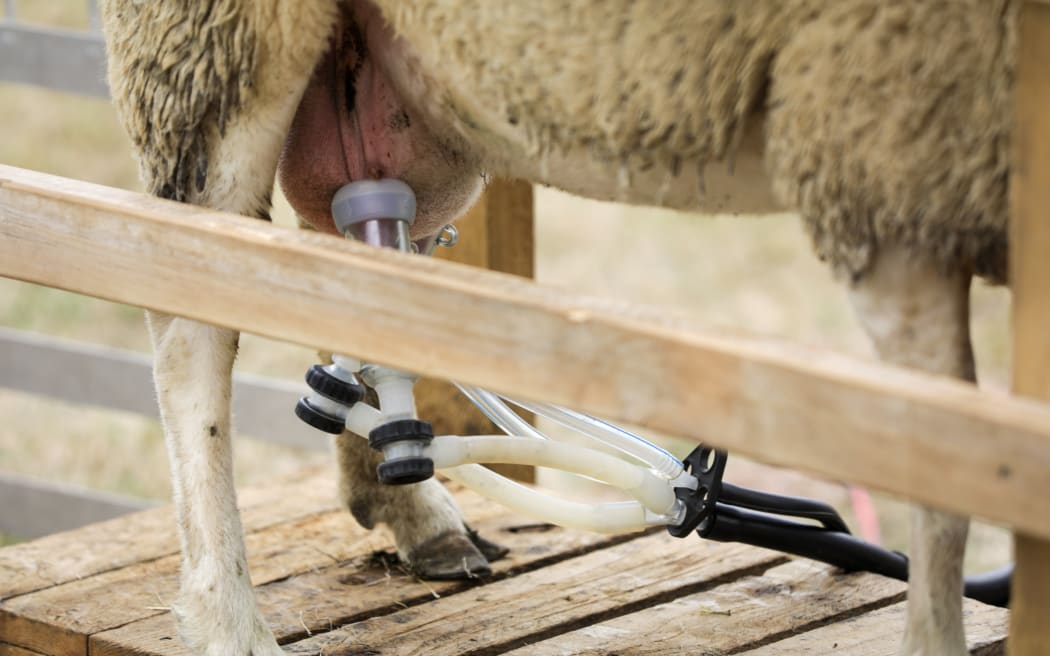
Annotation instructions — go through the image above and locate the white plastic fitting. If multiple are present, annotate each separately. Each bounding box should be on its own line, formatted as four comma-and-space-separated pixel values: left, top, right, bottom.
331, 354, 362, 376
306, 394, 349, 421
344, 401, 384, 437
360, 365, 418, 421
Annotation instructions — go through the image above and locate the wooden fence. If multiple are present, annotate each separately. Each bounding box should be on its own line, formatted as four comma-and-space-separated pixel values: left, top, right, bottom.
1, 1, 1049, 652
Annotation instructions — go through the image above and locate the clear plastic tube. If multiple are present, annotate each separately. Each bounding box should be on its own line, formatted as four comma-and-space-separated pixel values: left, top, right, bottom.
440, 463, 662, 534
503, 397, 685, 480
456, 385, 547, 441
427, 435, 676, 514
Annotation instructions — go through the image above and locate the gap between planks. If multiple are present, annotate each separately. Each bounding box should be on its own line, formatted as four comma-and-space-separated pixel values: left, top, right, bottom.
261, 537, 787, 656
0, 475, 519, 655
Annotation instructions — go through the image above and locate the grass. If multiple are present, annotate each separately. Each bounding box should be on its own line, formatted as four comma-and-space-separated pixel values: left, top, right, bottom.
0, 9, 1013, 574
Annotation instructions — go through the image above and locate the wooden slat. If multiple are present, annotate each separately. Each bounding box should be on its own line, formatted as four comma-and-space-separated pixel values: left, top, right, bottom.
3, 166, 1050, 538
0, 471, 153, 539
1007, 3, 1050, 654
0, 643, 48, 656
91, 515, 623, 656
270, 535, 783, 655
505, 560, 907, 655
0, 469, 336, 600
0, 480, 509, 655
737, 600, 1007, 655
418, 178, 536, 482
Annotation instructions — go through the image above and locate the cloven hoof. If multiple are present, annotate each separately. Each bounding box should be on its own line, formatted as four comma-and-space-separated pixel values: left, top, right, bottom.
408, 529, 504, 580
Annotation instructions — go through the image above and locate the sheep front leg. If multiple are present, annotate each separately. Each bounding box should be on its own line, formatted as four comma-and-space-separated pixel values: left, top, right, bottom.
847, 247, 974, 656
146, 313, 282, 656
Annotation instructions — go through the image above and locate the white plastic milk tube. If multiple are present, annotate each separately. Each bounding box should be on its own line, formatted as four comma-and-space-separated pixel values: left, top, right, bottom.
439, 463, 655, 534
344, 402, 384, 437
428, 435, 677, 515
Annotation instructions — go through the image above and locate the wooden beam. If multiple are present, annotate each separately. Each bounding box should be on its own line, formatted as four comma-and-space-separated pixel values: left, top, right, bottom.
1007, 3, 1050, 653
416, 179, 536, 482
0, 327, 325, 451
0, 472, 154, 539
3, 165, 1050, 539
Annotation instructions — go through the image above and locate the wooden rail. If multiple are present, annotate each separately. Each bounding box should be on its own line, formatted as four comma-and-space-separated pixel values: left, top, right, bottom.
0, 327, 322, 451
3, 164, 1050, 544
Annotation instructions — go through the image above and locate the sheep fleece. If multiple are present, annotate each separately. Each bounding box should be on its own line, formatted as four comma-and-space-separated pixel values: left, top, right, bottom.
105, 0, 1014, 281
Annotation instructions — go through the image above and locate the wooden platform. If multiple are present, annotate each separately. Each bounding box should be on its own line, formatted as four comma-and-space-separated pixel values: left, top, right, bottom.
0, 470, 1008, 656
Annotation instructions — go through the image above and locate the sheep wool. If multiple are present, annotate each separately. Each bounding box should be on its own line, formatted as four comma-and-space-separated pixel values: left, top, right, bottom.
379, 0, 1015, 283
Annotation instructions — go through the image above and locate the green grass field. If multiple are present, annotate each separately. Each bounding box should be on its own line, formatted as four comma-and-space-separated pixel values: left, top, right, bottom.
0, 3, 1012, 571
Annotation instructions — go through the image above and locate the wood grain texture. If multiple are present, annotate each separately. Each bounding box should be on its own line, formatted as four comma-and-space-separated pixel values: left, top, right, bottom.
0, 470, 337, 601
419, 178, 536, 482
738, 600, 1007, 655
1007, 3, 1050, 654
279, 535, 783, 656
0, 643, 48, 656
3, 166, 1050, 538
91, 515, 621, 656
0, 481, 507, 655
504, 560, 909, 655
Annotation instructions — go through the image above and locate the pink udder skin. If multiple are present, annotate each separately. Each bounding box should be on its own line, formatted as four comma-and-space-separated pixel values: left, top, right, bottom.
278, 7, 415, 236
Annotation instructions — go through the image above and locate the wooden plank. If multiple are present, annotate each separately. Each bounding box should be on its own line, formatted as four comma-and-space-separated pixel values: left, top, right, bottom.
4, 167, 1050, 538
273, 535, 784, 655
0, 469, 337, 600
0, 643, 48, 656
1007, 3, 1050, 654
505, 560, 907, 655
737, 600, 1007, 655
0, 481, 509, 655
1, 512, 367, 656
419, 178, 536, 482
0, 327, 324, 451
91, 515, 625, 656
0, 471, 153, 539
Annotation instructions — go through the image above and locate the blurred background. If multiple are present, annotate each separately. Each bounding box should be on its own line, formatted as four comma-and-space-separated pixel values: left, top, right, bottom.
0, 1, 1012, 571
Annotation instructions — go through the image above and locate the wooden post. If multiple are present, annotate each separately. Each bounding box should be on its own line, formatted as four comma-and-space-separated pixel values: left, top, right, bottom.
414, 179, 536, 482
1007, 3, 1050, 653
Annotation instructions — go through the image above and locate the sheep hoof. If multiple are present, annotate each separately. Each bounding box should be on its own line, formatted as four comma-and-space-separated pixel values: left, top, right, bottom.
408, 531, 494, 580
467, 524, 510, 562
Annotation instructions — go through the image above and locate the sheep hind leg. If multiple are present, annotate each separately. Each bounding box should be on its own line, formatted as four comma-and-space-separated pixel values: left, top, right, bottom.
334, 430, 504, 578
847, 246, 974, 656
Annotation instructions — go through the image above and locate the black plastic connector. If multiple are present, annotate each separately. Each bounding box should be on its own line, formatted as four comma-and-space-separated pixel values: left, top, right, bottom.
294, 397, 345, 434
368, 419, 434, 450
376, 458, 435, 485
305, 364, 365, 405
668, 443, 1011, 608
369, 419, 436, 485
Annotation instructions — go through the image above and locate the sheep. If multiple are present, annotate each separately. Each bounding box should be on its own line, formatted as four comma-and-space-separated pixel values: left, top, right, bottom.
99, 0, 1015, 654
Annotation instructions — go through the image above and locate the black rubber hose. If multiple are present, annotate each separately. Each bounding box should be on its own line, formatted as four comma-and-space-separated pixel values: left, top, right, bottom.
718, 483, 852, 534
701, 504, 1011, 608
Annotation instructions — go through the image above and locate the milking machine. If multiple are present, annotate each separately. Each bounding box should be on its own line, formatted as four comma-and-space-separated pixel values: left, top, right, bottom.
295, 178, 1012, 608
